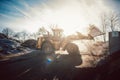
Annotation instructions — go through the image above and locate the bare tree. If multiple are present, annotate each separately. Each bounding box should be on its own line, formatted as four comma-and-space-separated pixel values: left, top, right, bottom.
21, 31, 28, 41
13, 32, 21, 40
100, 13, 108, 42
14, 31, 28, 42
32, 33, 38, 40
100, 11, 120, 41
38, 27, 47, 35
108, 12, 120, 31
2, 28, 14, 38
27, 32, 38, 40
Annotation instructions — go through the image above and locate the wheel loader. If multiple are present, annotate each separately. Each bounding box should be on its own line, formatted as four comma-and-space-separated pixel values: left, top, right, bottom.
36, 25, 104, 54
36, 28, 74, 54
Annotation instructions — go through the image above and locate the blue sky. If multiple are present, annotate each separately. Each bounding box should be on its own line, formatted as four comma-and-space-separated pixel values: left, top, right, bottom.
0, 0, 49, 32
107, 0, 120, 11
0, 0, 120, 35
0, 0, 47, 21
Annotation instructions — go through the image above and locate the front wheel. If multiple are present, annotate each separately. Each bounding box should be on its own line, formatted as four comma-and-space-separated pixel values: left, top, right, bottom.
64, 43, 80, 54
41, 41, 55, 54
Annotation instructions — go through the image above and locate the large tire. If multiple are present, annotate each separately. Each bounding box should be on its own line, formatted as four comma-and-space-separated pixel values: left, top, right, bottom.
41, 40, 55, 54
64, 43, 80, 54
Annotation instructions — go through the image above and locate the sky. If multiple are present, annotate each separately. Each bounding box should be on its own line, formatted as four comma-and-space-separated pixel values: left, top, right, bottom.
0, 0, 120, 36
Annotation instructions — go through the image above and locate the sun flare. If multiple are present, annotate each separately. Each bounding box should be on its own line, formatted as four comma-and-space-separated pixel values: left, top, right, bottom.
7, 0, 111, 36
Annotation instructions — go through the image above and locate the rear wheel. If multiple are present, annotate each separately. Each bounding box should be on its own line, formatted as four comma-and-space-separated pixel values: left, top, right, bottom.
41, 40, 55, 54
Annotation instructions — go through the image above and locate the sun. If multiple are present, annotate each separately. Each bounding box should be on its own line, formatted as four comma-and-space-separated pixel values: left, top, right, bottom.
19, 7, 90, 36
11, 0, 108, 36
40, 7, 90, 36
